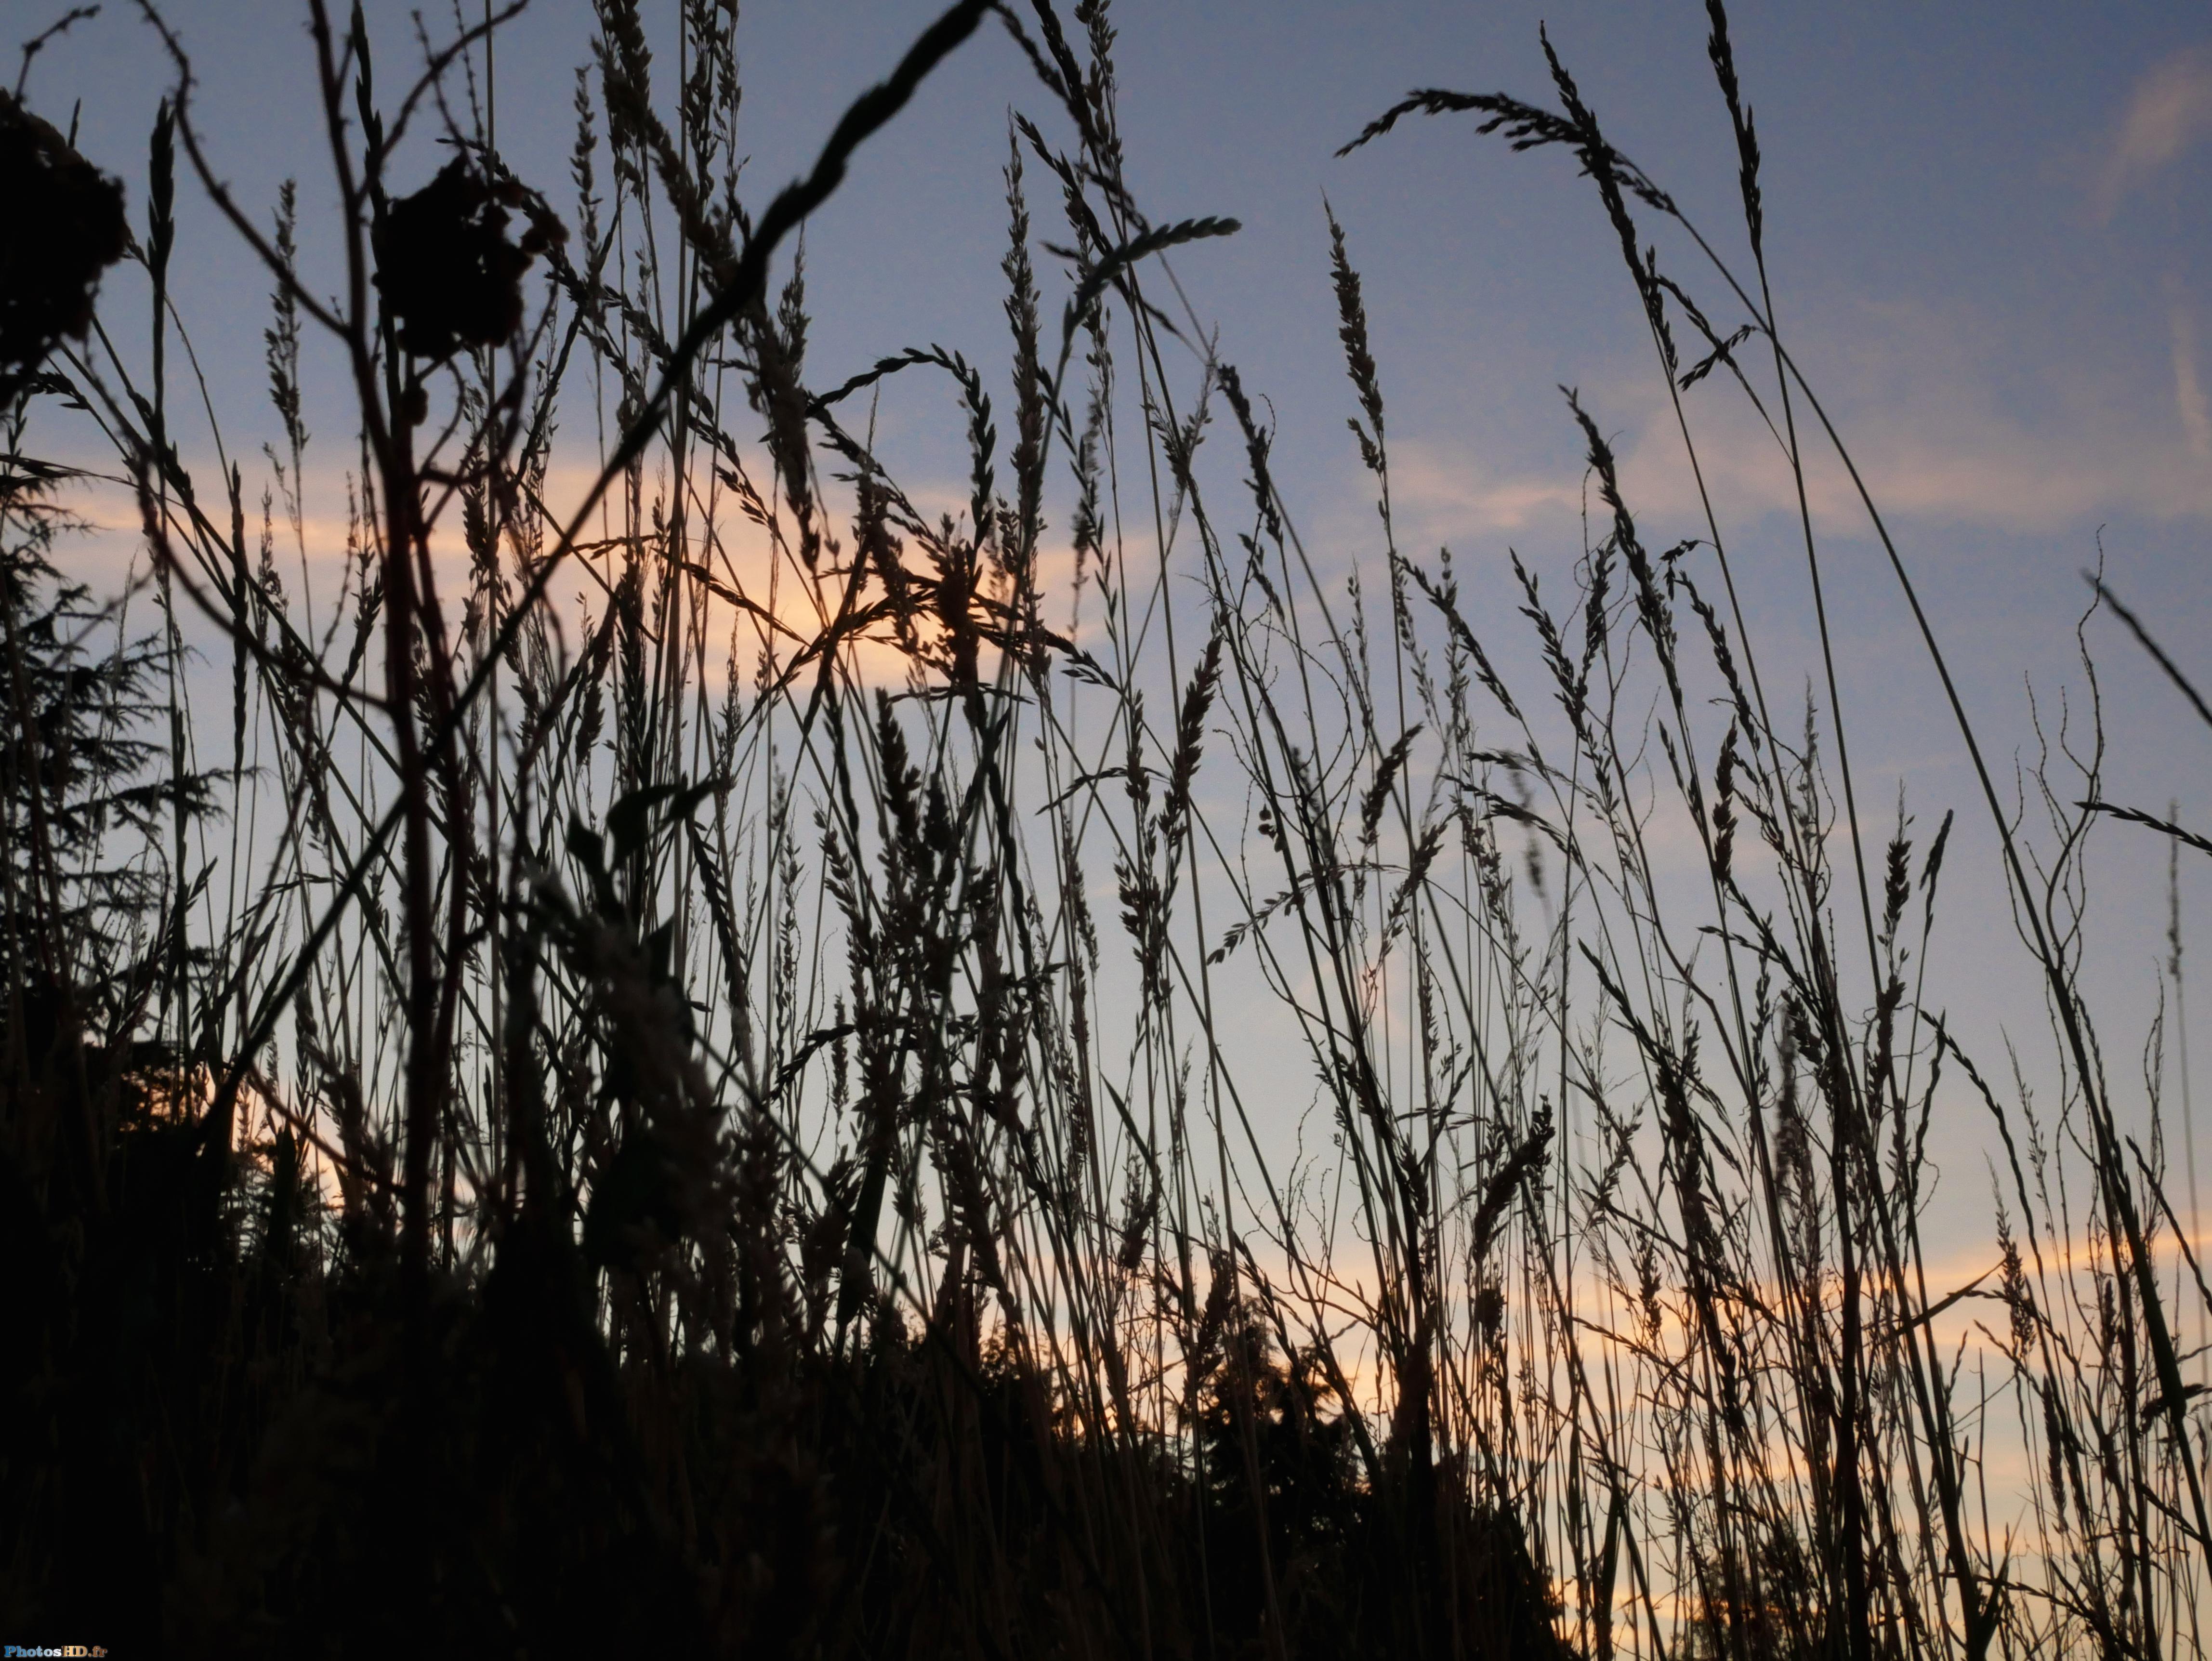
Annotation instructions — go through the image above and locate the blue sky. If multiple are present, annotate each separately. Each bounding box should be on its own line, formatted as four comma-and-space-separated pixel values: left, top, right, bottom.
36, 1, 2207, 704
24, 0, 2212, 1180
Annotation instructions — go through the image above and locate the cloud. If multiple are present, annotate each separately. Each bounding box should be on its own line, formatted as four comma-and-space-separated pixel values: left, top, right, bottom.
1377, 296, 2212, 552
2174, 303, 2212, 467
1378, 450, 1587, 540
2098, 44, 2212, 217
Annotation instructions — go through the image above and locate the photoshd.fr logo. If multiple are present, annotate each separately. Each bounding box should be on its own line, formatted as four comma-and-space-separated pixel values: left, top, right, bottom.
4, 1648, 106, 1657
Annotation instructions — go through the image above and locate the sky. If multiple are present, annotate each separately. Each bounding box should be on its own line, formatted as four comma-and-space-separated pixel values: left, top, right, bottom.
20, 0, 2212, 1223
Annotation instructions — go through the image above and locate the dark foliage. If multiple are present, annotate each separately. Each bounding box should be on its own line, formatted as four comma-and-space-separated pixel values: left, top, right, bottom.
373, 157, 560, 359
0, 90, 126, 393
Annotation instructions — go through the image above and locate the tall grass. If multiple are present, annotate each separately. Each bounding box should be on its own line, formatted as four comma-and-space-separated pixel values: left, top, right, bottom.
1, 2, 2206, 1655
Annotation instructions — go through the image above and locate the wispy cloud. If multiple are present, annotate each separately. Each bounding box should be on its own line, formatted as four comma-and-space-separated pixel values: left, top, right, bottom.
1378, 450, 1587, 540
2098, 43, 2212, 218
2174, 302, 2212, 467
1379, 296, 2212, 552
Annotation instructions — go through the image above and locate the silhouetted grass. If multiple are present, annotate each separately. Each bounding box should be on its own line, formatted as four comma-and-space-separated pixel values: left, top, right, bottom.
1, 2, 2206, 1656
